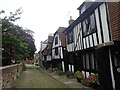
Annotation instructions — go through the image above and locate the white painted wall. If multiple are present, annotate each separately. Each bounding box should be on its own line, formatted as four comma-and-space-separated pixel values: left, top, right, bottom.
67, 3, 111, 52
109, 48, 115, 88
46, 55, 51, 61
67, 43, 74, 52
69, 64, 71, 72
95, 8, 102, 44
86, 72, 90, 78
100, 3, 110, 43
62, 61, 65, 72
52, 34, 63, 59
72, 65, 74, 73
52, 34, 61, 48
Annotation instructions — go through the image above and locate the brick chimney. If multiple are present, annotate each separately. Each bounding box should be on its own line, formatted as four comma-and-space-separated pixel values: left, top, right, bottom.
48, 33, 53, 44
68, 16, 74, 25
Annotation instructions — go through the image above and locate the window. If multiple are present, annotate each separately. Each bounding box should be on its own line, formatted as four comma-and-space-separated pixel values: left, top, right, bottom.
67, 31, 73, 44
55, 47, 58, 55
82, 52, 98, 71
90, 52, 98, 70
82, 55, 86, 68
114, 53, 120, 67
82, 14, 96, 36
69, 54, 74, 64
90, 53, 95, 69
55, 37, 58, 45
80, 6, 86, 15
86, 53, 90, 69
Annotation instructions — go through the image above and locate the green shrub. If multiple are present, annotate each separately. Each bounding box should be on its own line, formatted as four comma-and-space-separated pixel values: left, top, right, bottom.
22, 63, 26, 71
65, 71, 74, 78
74, 71, 83, 79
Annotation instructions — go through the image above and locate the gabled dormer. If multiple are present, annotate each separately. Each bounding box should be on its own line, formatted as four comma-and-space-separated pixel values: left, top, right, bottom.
52, 27, 66, 59
52, 27, 66, 48
77, 2, 93, 16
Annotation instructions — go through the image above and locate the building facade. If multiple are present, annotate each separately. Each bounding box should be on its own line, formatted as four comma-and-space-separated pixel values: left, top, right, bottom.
40, 35, 53, 69
64, 2, 120, 90
52, 27, 67, 72
40, 39, 48, 68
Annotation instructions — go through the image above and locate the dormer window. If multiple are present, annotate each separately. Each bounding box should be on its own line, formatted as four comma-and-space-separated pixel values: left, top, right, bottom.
80, 6, 85, 15
78, 2, 93, 16
55, 37, 58, 45
82, 13, 96, 37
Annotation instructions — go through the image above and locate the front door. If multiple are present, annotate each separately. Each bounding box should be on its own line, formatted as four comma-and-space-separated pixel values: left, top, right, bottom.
111, 47, 120, 90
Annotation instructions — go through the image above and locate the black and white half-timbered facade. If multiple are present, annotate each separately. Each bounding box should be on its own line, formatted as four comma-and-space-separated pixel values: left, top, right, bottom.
40, 35, 53, 69
52, 27, 67, 72
64, 1, 120, 90
40, 39, 48, 68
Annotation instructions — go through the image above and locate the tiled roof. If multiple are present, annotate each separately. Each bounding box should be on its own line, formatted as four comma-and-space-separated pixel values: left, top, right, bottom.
54, 27, 66, 47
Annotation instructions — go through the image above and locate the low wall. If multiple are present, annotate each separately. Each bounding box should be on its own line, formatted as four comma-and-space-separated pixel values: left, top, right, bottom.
0, 63, 23, 88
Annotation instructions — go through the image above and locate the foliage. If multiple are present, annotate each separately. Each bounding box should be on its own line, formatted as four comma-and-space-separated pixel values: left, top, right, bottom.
2, 18, 15, 33
81, 79, 91, 87
52, 68, 58, 71
9, 25, 36, 58
65, 71, 74, 78
2, 8, 22, 33
22, 63, 26, 71
86, 73, 99, 84
8, 7, 22, 22
74, 71, 83, 79
81, 73, 99, 88
2, 33, 29, 65
52, 68, 64, 75
1, 8, 36, 66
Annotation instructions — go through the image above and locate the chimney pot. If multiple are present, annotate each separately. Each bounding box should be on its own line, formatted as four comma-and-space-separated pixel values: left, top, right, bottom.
70, 16, 72, 20
68, 16, 74, 25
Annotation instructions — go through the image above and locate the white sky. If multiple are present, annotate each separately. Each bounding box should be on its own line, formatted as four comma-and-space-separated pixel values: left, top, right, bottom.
1, 0, 85, 52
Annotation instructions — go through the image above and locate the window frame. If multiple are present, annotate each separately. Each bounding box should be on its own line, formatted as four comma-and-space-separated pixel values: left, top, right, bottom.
82, 51, 98, 72
55, 47, 58, 55
55, 36, 58, 45
82, 13, 96, 37
67, 30, 74, 44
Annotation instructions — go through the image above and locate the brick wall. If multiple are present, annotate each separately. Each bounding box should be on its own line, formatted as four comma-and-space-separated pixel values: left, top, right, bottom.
107, 2, 120, 41
0, 63, 23, 88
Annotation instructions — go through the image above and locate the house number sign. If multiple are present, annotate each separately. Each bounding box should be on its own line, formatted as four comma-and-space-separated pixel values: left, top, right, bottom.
117, 68, 120, 73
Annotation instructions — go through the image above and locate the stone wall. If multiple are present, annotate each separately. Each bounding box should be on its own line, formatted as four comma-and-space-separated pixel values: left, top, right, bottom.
0, 63, 23, 88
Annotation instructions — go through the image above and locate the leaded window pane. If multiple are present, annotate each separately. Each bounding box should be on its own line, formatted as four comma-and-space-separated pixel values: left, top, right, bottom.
82, 13, 96, 36
90, 14, 95, 31
55, 37, 58, 45
82, 55, 85, 68
90, 53, 95, 69
67, 31, 73, 44
86, 53, 90, 69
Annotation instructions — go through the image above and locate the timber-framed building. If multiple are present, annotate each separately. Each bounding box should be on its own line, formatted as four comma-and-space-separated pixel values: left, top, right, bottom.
64, 1, 120, 89
52, 27, 66, 72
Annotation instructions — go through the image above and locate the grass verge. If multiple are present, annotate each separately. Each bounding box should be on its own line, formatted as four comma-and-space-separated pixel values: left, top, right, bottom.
11, 71, 24, 88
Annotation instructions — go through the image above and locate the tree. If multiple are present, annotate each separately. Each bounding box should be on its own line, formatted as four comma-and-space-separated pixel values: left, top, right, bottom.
1, 8, 36, 66
10, 26, 36, 59
2, 8, 22, 33
2, 34, 29, 65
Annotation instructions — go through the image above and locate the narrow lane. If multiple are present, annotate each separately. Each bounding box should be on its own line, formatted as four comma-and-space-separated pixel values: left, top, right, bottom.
12, 64, 68, 88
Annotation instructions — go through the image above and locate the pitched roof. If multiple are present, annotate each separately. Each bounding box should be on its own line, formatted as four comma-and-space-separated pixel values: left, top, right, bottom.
54, 27, 66, 35
42, 39, 48, 44
40, 39, 48, 52
54, 27, 66, 47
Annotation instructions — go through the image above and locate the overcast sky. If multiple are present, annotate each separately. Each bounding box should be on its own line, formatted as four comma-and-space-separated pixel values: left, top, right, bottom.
1, 0, 85, 52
